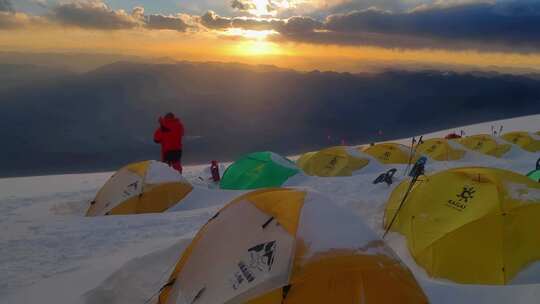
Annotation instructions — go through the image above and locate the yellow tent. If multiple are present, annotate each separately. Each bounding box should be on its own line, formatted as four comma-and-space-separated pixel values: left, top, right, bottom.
362, 143, 413, 164
501, 131, 540, 152
158, 188, 428, 304
297, 146, 370, 177
384, 167, 540, 285
296, 151, 317, 169
86, 160, 192, 216
415, 138, 466, 161
459, 134, 512, 157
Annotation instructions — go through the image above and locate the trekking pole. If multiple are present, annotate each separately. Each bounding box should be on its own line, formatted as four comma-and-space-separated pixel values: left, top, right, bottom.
405, 136, 423, 176
383, 157, 427, 239
404, 137, 416, 176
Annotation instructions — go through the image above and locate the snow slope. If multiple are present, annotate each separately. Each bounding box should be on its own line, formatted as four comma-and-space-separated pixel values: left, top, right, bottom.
0, 114, 539, 304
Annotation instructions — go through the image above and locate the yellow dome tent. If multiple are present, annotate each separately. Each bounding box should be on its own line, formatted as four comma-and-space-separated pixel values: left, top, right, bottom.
86, 160, 192, 216
296, 151, 316, 169
415, 138, 466, 161
297, 146, 371, 177
362, 143, 413, 164
158, 188, 428, 304
459, 134, 512, 157
384, 167, 540, 285
501, 131, 540, 152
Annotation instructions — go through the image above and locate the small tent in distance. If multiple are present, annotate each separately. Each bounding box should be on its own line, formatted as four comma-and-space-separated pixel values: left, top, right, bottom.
384, 167, 540, 285
362, 143, 413, 164
527, 158, 540, 182
501, 131, 540, 152
459, 134, 511, 158
158, 188, 428, 304
220, 151, 299, 190
298, 146, 371, 177
415, 138, 466, 161
86, 160, 192, 216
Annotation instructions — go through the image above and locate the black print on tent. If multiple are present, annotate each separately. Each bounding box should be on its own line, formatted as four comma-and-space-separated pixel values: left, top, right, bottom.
248, 241, 276, 272
447, 185, 476, 211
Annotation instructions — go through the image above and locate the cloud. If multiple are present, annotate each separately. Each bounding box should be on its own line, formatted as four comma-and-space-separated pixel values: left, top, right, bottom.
0, 0, 13, 12
271, 2, 540, 52
200, 10, 232, 29
199, 11, 322, 34
276, 16, 322, 34
325, 3, 540, 45
145, 14, 191, 31
231, 0, 256, 12
51, 0, 141, 30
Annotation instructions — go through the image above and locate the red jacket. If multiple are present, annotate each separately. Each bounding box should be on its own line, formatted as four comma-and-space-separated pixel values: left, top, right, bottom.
154, 116, 184, 153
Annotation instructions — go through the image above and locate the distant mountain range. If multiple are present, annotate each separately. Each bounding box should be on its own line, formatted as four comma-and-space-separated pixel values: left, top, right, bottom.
1, 59, 540, 177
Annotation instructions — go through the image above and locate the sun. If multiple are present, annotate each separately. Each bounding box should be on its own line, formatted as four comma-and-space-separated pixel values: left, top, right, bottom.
232, 40, 283, 56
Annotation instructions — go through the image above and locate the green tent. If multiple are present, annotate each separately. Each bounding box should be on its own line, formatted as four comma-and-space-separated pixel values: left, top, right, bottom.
528, 170, 540, 182
220, 151, 300, 190
527, 158, 540, 182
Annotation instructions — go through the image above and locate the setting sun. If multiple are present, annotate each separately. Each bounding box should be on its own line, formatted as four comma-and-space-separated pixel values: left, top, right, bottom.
229, 40, 284, 56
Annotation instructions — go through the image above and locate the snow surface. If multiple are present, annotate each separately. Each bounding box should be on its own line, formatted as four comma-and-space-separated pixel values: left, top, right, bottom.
0, 114, 539, 304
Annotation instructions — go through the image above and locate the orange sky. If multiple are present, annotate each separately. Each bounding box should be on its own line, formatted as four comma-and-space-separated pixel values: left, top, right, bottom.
2, 26, 540, 74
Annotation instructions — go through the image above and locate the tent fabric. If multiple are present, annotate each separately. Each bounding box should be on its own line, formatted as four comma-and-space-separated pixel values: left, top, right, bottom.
158, 189, 428, 304
220, 152, 299, 190
296, 151, 316, 169
415, 138, 466, 161
298, 146, 370, 177
85, 160, 192, 216
362, 143, 413, 164
384, 167, 540, 285
501, 132, 540, 152
459, 134, 512, 157
528, 170, 540, 182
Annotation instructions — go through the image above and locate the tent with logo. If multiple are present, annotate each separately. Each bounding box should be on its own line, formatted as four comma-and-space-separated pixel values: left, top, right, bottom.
297, 146, 371, 177
384, 167, 540, 284
86, 160, 192, 216
157, 188, 428, 304
220, 152, 299, 190
458, 134, 512, 158
415, 138, 466, 161
362, 143, 413, 164
501, 131, 540, 152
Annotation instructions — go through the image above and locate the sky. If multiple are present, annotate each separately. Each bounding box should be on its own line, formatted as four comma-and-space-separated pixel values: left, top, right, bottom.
2, 0, 540, 73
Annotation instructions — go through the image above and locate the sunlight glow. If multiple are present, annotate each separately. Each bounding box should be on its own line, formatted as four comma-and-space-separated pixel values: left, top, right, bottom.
247, 0, 269, 16
223, 28, 276, 40
229, 40, 284, 56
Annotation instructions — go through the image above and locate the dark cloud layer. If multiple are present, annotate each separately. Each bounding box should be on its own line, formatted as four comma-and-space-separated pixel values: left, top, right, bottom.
51, 1, 140, 29
277, 2, 540, 52
0, 0, 13, 13
324, 3, 540, 45
49, 1, 192, 32
145, 14, 189, 31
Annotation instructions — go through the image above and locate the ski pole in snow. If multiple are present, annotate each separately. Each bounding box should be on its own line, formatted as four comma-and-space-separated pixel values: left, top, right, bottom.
383, 157, 427, 239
